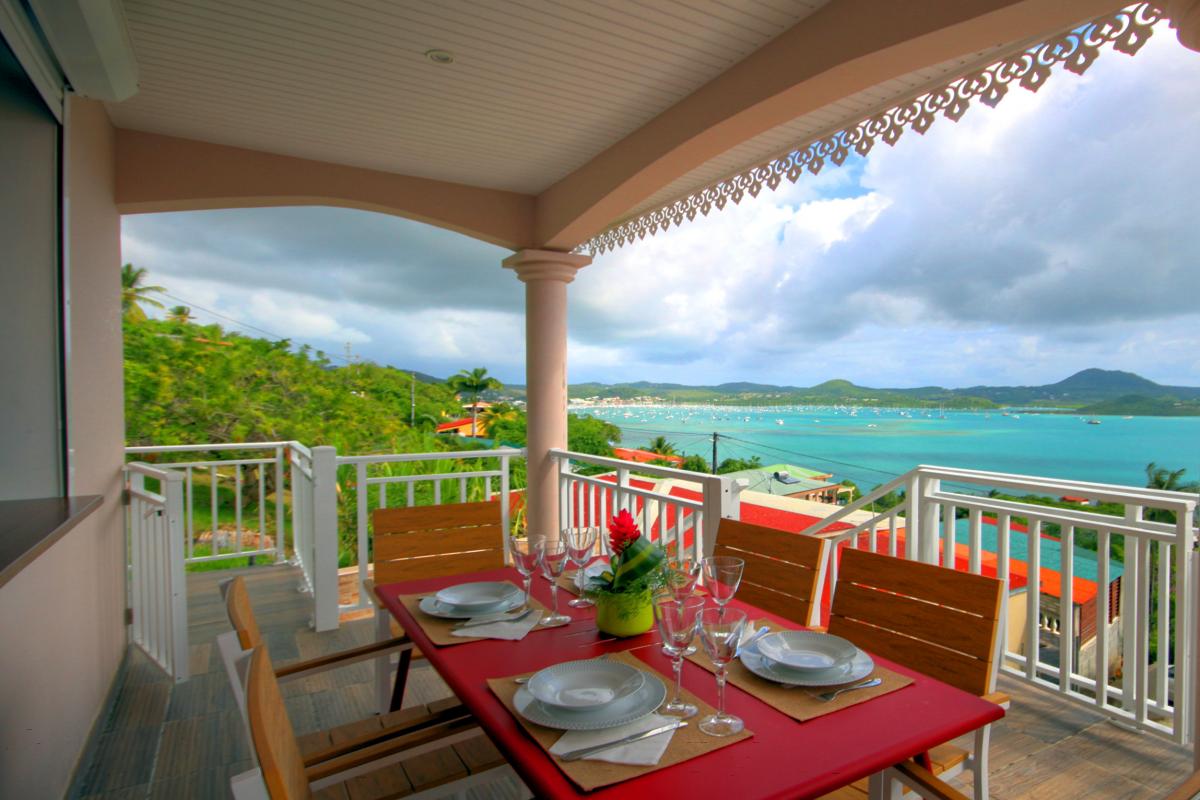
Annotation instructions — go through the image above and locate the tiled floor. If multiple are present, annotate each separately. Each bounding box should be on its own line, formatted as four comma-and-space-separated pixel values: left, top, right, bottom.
69, 564, 1192, 799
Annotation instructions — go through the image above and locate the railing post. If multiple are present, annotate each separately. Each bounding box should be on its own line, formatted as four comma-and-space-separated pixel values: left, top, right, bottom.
312, 446, 340, 632
501, 453, 512, 563
275, 445, 286, 563
698, 475, 740, 559
904, 471, 921, 561
1123, 504, 1143, 722
918, 476, 940, 565
1193, 547, 1200, 765
163, 470, 189, 682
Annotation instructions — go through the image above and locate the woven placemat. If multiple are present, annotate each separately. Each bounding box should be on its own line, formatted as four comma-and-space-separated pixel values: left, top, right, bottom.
396, 585, 551, 647
685, 620, 913, 722
488, 649, 753, 791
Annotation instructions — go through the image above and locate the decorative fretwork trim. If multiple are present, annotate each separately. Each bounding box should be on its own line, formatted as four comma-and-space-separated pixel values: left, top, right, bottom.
582, 3, 1165, 256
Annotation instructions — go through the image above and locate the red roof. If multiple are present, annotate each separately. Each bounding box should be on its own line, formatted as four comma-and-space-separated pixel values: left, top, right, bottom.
611, 447, 684, 466
436, 417, 475, 433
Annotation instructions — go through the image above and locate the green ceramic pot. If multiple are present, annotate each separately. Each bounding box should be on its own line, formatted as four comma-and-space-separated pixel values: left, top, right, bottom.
593, 589, 655, 637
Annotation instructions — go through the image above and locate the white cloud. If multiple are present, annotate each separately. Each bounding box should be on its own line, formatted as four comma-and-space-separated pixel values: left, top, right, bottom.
119, 32, 1200, 388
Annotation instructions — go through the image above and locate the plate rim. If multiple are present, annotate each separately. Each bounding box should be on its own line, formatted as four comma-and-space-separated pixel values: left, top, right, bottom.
513, 673, 667, 730
525, 658, 645, 710
417, 593, 523, 620
755, 630, 858, 671
741, 646, 874, 687
434, 581, 520, 610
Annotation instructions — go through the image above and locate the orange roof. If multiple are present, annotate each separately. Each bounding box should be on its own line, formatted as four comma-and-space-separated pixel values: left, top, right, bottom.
612, 447, 684, 466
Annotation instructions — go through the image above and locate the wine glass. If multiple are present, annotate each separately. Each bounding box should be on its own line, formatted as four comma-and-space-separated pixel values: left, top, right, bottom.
654, 594, 704, 718
538, 540, 572, 626
698, 607, 747, 737
664, 558, 702, 655
564, 527, 599, 608
701, 556, 744, 615
509, 536, 542, 610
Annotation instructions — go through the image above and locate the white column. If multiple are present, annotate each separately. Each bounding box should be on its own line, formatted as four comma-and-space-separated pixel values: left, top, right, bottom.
503, 249, 592, 543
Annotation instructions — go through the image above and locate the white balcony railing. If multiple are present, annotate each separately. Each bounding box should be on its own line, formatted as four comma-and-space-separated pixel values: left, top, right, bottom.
549, 449, 740, 560
802, 465, 1199, 745
335, 447, 524, 617
124, 441, 313, 571
125, 461, 188, 681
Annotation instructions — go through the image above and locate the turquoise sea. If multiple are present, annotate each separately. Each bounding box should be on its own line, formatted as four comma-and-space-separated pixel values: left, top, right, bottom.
579, 405, 1200, 493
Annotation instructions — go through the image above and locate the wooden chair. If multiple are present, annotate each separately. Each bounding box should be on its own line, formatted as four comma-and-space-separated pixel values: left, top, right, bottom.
365, 500, 507, 711
713, 518, 830, 627
826, 548, 1007, 799
243, 645, 504, 800
221, 576, 412, 712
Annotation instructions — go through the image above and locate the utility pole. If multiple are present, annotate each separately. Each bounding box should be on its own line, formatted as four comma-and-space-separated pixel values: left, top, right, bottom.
410, 372, 416, 427
712, 432, 718, 475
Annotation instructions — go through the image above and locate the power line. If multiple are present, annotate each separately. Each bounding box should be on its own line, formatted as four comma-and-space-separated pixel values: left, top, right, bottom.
717, 434, 901, 481
153, 290, 358, 366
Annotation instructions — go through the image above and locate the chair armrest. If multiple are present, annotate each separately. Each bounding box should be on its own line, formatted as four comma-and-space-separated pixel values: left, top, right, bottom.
1165, 769, 1200, 800
301, 701, 471, 766
892, 760, 971, 800
305, 712, 478, 782
275, 635, 413, 682
981, 691, 1010, 709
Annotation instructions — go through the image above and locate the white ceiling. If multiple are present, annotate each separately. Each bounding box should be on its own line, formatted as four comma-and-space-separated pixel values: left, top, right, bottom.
108, 0, 830, 194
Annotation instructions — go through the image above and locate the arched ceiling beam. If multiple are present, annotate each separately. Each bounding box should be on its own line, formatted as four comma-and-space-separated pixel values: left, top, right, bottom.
533, 0, 1128, 251
114, 129, 535, 249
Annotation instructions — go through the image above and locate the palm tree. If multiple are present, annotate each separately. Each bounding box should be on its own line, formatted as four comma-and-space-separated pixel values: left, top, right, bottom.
479, 403, 518, 431
647, 436, 677, 456
167, 305, 194, 324
446, 367, 502, 436
121, 263, 165, 322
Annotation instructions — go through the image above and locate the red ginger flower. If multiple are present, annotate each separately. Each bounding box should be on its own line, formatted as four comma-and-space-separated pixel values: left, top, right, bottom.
608, 509, 641, 556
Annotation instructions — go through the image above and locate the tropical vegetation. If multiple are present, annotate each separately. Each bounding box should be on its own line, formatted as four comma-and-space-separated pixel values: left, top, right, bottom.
121, 263, 165, 322
447, 367, 502, 436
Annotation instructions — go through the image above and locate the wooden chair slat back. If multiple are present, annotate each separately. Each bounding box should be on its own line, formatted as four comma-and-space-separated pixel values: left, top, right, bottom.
247, 647, 310, 800
828, 549, 1004, 696
225, 576, 263, 650
713, 519, 830, 627
372, 500, 505, 584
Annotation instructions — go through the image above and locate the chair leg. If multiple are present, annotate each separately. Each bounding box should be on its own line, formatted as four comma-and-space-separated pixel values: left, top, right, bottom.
390, 647, 413, 712
973, 725, 991, 800
374, 609, 393, 714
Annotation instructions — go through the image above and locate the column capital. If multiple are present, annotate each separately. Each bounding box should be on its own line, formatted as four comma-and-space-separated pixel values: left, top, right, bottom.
502, 249, 592, 284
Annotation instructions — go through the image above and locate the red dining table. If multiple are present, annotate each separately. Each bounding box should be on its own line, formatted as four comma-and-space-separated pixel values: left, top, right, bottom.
375, 566, 1003, 800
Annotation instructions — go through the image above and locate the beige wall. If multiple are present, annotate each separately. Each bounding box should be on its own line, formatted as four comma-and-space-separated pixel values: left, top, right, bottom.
0, 97, 125, 799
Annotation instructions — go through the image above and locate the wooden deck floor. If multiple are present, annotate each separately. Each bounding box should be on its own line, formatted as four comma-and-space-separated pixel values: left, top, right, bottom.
70, 564, 1191, 799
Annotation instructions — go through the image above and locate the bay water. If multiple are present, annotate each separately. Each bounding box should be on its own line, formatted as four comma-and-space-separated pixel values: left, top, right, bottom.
581, 405, 1200, 493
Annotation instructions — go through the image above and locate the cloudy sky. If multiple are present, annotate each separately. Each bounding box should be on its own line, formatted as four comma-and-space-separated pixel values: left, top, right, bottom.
122, 30, 1200, 389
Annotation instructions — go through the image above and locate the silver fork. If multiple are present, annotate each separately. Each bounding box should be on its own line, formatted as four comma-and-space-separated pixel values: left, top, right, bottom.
812, 677, 882, 702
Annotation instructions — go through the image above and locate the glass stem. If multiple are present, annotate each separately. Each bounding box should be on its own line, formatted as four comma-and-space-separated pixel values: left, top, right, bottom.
522, 576, 532, 609
575, 563, 585, 594
716, 664, 727, 717
550, 582, 559, 616
672, 653, 684, 704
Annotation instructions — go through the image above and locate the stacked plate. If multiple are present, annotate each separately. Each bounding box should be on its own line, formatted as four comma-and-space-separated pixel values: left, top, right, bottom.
514, 659, 667, 731
418, 581, 524, 619
740, 631, 874, 687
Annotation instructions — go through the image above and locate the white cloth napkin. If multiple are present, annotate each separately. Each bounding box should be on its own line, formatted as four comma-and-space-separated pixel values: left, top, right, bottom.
548, 713, 678, 766
450, 610, 543, 641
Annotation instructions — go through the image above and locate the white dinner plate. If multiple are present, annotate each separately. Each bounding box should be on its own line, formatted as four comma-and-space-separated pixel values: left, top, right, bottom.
741, 642, 875, 687
435, 581, 521, 611
418, 593, 523, 620
755, 631, 858, 671
513, 673, 667, 731
526, 659, 646, 710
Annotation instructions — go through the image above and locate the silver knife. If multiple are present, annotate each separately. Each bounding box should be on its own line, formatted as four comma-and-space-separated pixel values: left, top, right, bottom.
453, 608, 534, 630
558, 721, 687, 761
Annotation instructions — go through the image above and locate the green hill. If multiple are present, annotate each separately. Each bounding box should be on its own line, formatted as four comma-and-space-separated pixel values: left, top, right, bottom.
124, 319, 466, 450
